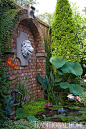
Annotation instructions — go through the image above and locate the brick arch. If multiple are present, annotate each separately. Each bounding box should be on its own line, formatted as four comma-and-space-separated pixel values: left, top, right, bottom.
12, 9, 45, 54
9, 9, 46, 100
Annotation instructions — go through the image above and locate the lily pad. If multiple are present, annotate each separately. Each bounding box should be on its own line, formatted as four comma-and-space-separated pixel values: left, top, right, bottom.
16, 108, 27, 118
60, 82, 70, 89
69, 84, 84, 95
27, 115, 38, 121
61, 61, 71, 73
50, 57, 65, 68
69, 62, 83, 76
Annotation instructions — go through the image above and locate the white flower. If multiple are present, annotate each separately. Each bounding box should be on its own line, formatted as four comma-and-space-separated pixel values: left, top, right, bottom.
67, 94, 74, 99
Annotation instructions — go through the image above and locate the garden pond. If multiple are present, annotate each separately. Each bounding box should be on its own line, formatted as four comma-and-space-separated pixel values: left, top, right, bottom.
35, 105, 86, 124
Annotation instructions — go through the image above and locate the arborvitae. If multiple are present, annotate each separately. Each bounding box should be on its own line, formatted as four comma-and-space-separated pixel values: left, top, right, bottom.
51, 0, 80, 62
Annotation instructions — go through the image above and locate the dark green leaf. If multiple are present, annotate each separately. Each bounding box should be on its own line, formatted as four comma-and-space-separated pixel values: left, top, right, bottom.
37, 73, 43, 84
69, 84, 84, 95
56, 69, 64, 75
27, 116, 38, 121
5, 74, 10, 79
16, 108, 27, 118
60, 82, 70, 89
55, 78, 62, 82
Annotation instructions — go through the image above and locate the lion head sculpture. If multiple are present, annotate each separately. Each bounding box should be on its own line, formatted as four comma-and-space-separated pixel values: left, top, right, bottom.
21, 40, 34, 58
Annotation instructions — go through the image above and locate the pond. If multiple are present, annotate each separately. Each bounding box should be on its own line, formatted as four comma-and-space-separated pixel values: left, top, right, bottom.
35, 105, 86, 124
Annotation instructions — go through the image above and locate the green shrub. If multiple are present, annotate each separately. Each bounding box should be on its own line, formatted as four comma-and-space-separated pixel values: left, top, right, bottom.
74, 91, 86, 107
22, 97, 51, 116
1, 119, 41, 129
15, 76, 30, 105
51, 0, 80, 75
0, 62, 10, 125
0, 0, 18, 125
79, 91, 86, 106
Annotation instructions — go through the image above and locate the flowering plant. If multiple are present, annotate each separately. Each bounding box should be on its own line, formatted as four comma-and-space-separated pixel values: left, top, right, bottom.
6, 59, 18, 70
45, 103, 50, 109
67, 94, 81, 102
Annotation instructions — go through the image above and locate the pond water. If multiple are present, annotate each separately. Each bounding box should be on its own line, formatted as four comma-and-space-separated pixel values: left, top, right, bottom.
35, 106, 86, 123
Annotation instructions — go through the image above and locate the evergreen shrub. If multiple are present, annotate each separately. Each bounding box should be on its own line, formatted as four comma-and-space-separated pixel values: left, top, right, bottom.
51, 0, 80, 74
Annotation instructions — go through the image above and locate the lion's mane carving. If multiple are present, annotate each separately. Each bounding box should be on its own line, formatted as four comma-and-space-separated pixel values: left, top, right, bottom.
21, 40, 34, 58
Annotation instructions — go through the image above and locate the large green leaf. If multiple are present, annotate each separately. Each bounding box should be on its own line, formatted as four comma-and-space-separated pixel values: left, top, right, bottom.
10, 102, 21, 107
69, 62, 83, 76
61, 61, 71, 73
50, 57, 65, 68
61, 61, 83, 76
69, 84, 84, 95
37, 73, 43, 84
50, 71, 54, 82
60, 82, 70, 89
16, 108, 27, 118
27, 116, 38, 121
43, 75, 47, 90
3, 106, 13, 116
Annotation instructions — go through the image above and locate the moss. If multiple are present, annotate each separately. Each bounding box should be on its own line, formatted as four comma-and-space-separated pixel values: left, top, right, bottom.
22, 98, 51, 116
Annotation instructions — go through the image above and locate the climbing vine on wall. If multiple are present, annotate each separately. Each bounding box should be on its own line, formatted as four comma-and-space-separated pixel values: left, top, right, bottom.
44, 37, 53, 77
0, 0, 20, 125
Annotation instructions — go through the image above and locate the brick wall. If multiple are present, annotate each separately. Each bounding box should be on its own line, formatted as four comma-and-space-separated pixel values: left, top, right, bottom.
3, 9, 47, 101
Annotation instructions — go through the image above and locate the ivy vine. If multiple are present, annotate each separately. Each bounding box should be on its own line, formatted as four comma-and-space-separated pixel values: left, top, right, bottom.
0, 0, 21, 125
44, 37, 53, 77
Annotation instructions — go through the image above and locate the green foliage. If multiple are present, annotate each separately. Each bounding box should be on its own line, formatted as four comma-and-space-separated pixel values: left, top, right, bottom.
3, 106, 13, 117
79, 92, 86, 106
51, 0, 80, 73
38, 12, 54, 26
0, 0, 19, 55
16, 108, 28, 118
71, 2, 86, 61
15, 76, 30, 105
0, 62, 10, 124
1, 119, 41, 129
22, 97, 51, 116
37, 71, 64, 105
13, 0, 38, 7
50, 56, 84, 97
82, 7, 86, 13
44, 38, 52, 77
27, 116, 38, 121
69, 84, 83, 95
0, 0, 20, 124
37, 73, 43, 86
50, 57, 65, 69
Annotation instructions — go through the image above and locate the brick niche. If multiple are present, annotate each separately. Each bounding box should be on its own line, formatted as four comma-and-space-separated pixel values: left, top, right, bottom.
4, 9, 47, 100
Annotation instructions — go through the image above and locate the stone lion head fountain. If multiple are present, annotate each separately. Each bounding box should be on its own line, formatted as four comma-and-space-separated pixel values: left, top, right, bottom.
21, 40, 34, 58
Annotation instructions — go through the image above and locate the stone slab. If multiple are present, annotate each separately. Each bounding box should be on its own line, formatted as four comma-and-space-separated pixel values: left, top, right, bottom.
40, 121, 86, 129
36, 53, 47, 57
16, 31, 31, 66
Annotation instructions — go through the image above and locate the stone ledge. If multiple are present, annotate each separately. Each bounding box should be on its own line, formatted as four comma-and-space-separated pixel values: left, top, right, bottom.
36, 53, 47, 57
40, 121, 86, 129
